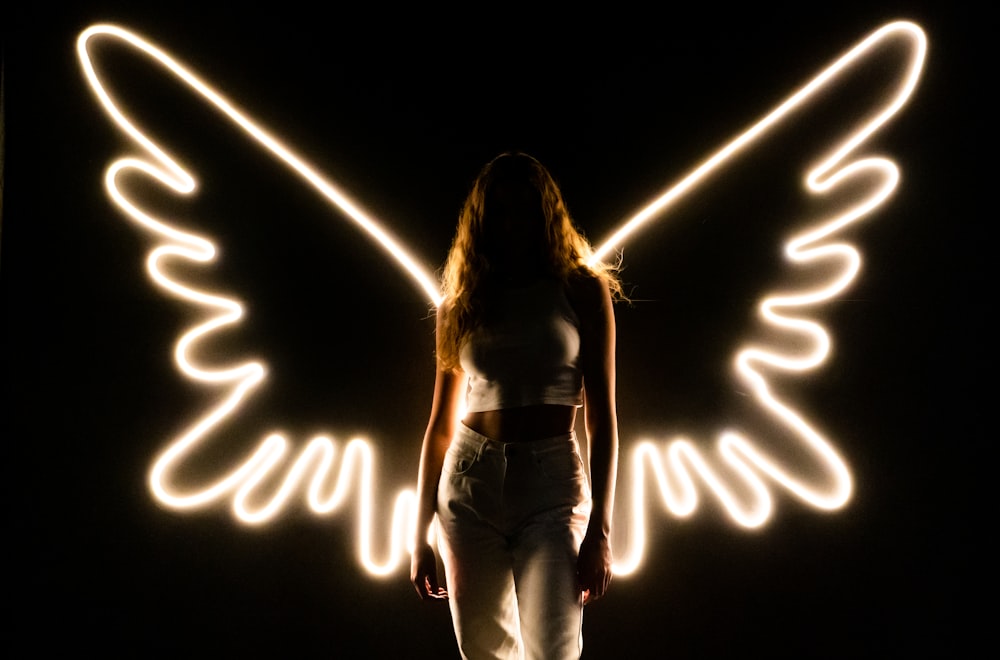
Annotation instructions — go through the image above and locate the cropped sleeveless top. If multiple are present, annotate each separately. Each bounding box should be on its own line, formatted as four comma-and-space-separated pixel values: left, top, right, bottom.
459, 278, 584, 413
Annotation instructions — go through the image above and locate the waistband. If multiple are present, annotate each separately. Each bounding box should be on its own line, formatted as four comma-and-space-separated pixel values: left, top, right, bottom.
454, 421, 577, 457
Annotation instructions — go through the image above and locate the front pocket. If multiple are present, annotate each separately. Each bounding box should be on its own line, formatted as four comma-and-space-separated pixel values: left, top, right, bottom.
442, 443, 479, 476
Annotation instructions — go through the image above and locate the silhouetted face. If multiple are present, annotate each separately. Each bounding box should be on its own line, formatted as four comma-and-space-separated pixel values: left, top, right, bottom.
482, 177, 547, 275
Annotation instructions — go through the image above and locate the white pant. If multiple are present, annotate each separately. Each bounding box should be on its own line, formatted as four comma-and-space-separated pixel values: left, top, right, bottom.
436, 423, 592, 660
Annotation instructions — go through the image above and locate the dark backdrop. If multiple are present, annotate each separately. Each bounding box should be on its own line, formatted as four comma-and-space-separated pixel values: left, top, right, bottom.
3, 3, 978, 657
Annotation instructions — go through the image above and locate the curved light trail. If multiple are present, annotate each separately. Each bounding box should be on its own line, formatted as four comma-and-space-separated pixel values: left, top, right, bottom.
77, 21, 926, 577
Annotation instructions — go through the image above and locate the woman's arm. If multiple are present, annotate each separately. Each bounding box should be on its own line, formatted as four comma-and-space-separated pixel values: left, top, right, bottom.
572, 274, 619, 604
411, 313, 465, 601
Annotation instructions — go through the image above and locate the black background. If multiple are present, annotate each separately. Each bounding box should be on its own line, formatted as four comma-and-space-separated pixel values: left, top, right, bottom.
3, 3, 979, 657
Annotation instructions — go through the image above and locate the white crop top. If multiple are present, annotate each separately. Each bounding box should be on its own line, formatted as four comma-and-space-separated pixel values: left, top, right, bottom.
459, 278, 584, 413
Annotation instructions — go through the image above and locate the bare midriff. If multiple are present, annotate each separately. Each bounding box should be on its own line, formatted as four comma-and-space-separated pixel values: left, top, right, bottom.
463, 404, 577, 442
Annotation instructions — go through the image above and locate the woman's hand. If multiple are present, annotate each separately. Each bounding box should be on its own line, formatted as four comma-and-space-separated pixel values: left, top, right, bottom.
577, 533, 613, 605
411, 543, 448, 601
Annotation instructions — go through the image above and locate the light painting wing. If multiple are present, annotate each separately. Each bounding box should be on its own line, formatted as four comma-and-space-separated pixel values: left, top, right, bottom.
582, 21, 927, 573
77, 24, 442, 574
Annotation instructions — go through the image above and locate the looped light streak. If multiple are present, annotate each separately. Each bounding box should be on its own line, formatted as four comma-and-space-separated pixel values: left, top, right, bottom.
77, 21, 926, 578
590, 21, 926, 574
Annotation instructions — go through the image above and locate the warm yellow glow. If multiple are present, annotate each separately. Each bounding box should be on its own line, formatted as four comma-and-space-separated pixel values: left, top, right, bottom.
599, 21, 926, 575
78, 21, 926, 578
78, 24, 438, 576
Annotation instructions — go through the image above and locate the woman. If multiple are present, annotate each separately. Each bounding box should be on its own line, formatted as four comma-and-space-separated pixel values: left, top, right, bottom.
411, 152, 620, 660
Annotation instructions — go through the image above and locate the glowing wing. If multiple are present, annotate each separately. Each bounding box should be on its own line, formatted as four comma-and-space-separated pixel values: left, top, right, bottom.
585, 21, 926, 573
77, 24, 442, 575
77, 21, 927, 578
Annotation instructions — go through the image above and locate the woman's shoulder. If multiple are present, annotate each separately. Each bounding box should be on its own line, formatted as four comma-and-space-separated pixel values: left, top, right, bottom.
564, 269, 612, 316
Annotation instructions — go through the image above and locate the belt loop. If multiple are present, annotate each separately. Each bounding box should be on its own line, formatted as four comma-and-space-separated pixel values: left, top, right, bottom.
477, 434, 491, 460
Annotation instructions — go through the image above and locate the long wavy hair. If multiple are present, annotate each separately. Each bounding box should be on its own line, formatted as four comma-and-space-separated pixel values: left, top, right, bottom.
437, 152, 622, 371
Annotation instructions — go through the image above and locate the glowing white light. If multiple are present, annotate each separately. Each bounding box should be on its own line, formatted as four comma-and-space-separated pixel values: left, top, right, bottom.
77, 21, 926, 577
595, 21, 926, 575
